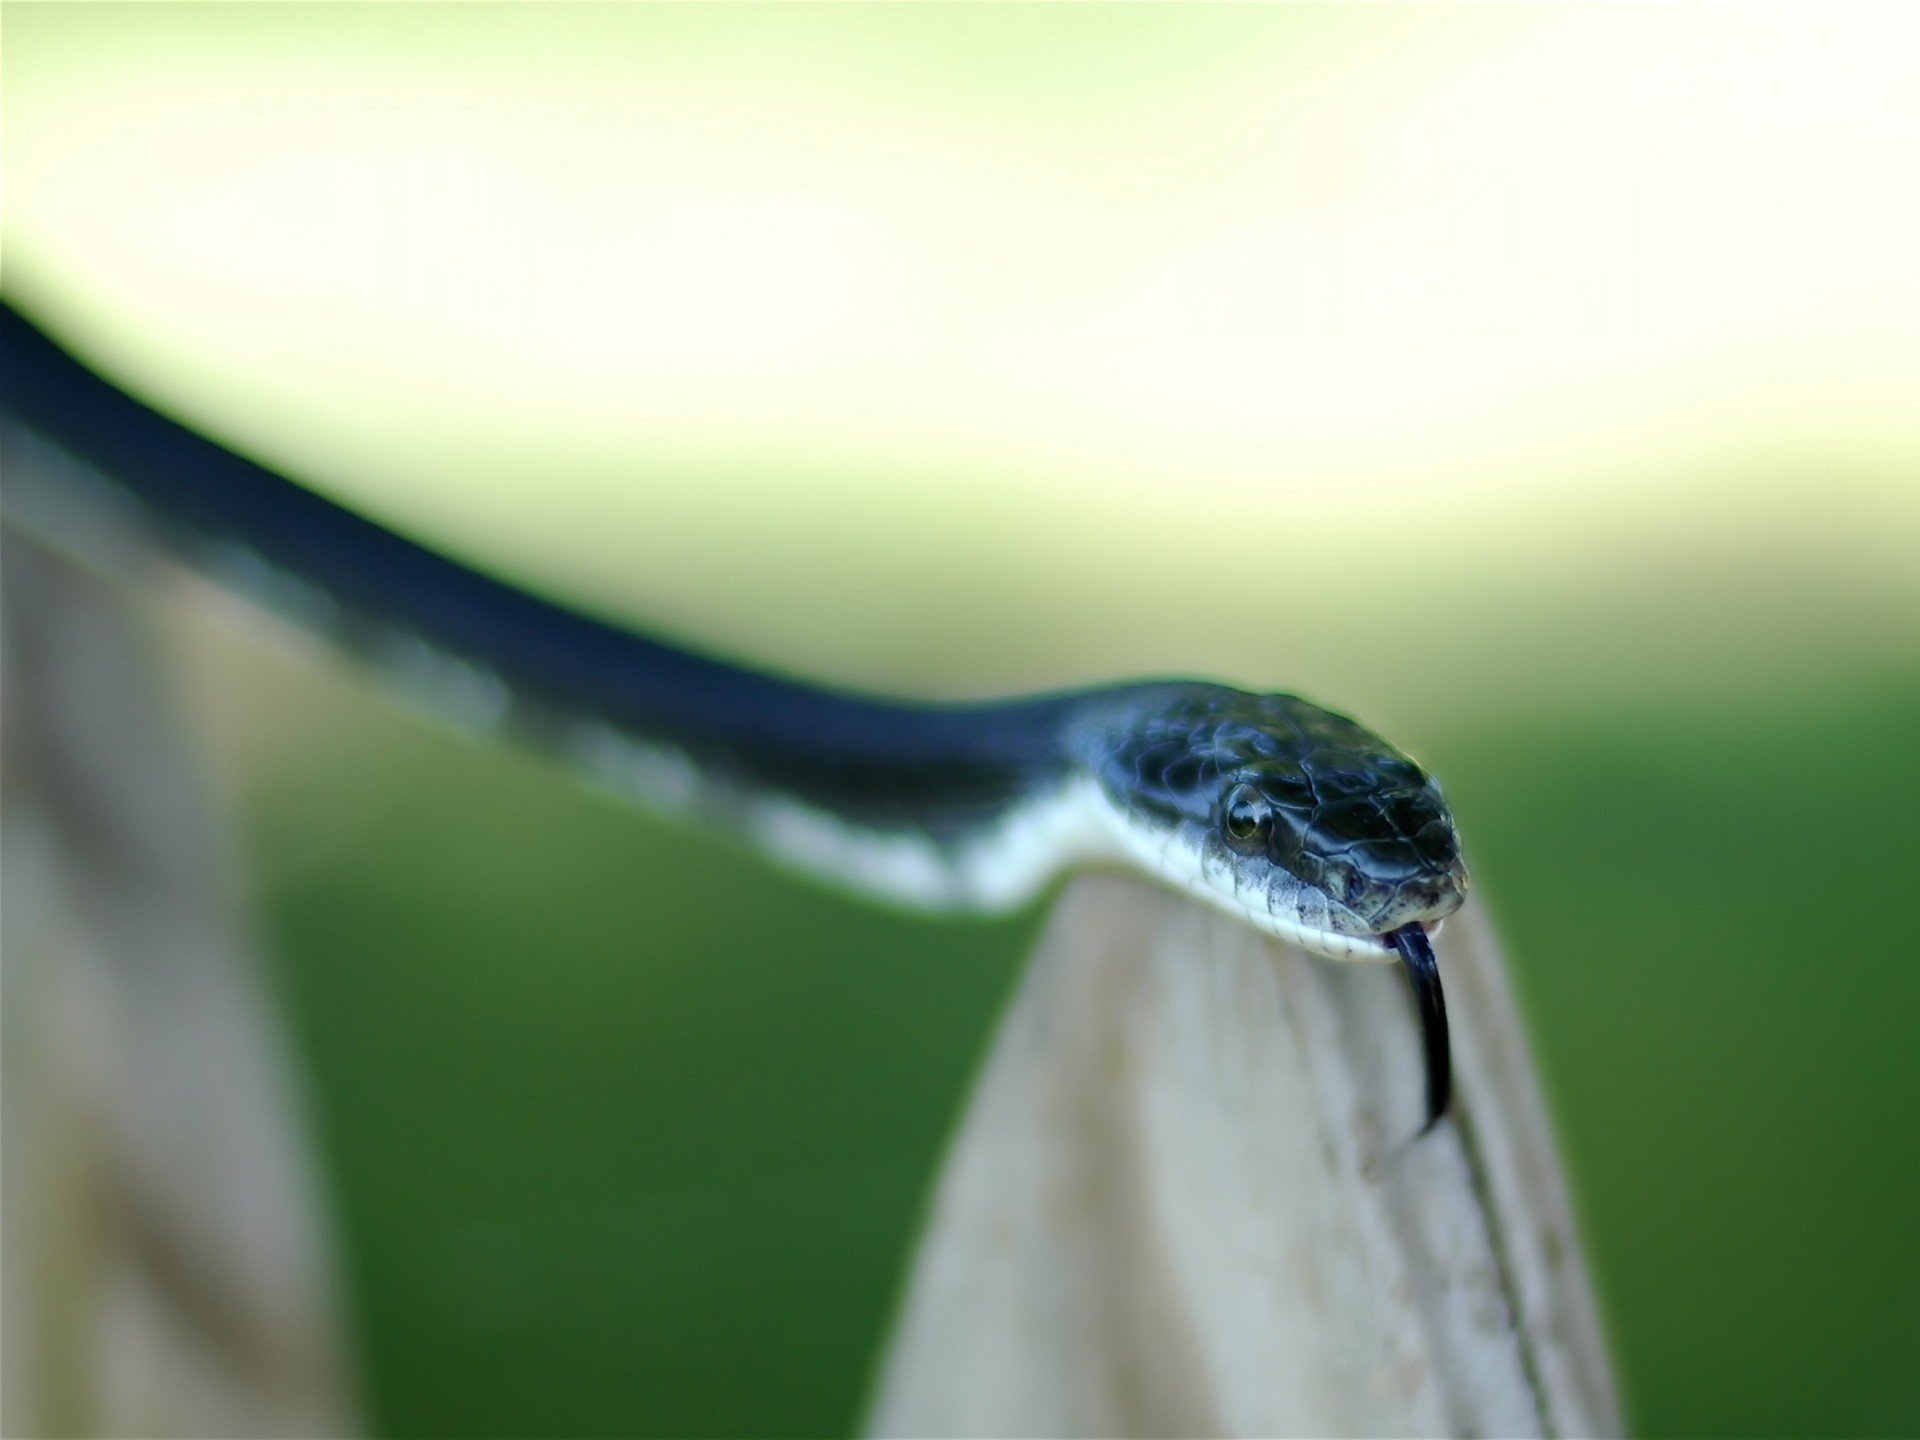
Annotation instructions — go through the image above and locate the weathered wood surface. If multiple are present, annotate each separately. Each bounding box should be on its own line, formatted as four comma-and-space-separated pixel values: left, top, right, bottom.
1, 525, 358, 1438
868, 875, 1619, 1439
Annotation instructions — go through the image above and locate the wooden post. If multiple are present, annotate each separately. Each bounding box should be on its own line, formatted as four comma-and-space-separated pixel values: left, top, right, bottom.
868, 875, 1619, 1438
1, 524, 359, 1438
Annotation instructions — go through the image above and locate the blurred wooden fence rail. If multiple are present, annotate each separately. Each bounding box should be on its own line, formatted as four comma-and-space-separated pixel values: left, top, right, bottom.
1, 513, 357, 1438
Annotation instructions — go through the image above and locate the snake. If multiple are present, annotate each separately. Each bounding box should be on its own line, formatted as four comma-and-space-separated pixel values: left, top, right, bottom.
0, 298, 1469, 1130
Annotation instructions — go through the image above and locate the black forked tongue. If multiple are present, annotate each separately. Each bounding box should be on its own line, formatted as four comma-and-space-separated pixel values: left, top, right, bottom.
1387, 923, 1451, 1135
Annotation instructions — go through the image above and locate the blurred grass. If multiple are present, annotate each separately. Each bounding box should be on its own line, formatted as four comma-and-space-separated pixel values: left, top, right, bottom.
186, 595, 1920, 1439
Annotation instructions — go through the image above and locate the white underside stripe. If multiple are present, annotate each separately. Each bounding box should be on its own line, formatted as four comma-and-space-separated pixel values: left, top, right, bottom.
438, 699, 1407, 964
560, 722, 1391, 960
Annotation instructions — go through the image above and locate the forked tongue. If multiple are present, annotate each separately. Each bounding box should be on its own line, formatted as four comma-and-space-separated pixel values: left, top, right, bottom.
1387, 923, 1451, 1135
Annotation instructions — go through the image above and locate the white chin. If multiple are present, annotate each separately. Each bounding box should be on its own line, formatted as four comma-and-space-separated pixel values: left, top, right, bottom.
1089, 797, 1423, 963
1245, 907, 1447, 962
1237, 906, 1395, 962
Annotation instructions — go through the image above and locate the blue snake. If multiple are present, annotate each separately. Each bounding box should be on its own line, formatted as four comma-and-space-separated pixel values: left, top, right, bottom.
0, 299, 1469, 1129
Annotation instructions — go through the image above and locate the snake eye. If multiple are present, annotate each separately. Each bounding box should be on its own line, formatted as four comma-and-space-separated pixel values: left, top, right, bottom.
1221, 783, 1273, 854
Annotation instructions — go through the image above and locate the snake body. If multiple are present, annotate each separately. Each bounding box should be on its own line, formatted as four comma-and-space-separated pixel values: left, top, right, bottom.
0, 299, 1468, 1126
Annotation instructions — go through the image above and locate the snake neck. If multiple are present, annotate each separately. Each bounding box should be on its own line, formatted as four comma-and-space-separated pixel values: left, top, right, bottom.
1, 299, 1107, 911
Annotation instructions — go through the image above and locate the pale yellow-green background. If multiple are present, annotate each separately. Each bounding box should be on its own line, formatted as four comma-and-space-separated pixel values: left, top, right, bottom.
6, 6, 1919, 1436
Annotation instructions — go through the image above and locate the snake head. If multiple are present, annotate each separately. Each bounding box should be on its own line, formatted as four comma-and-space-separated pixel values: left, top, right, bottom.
1078, 684, 1469, 961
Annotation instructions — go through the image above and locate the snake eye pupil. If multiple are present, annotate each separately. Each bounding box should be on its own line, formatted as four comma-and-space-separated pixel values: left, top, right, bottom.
1221, 783, 1272, 852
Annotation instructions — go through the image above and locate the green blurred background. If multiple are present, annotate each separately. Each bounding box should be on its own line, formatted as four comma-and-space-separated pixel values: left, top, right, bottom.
6, 6, 1920, 1437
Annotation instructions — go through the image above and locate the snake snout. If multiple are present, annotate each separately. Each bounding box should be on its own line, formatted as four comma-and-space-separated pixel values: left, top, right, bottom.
1408, 862, 1469, 923
1398, 862, 1469, 924
1342, 848, 1469, 935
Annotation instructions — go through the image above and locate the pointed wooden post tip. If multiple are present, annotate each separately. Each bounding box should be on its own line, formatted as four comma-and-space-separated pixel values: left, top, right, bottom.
867, 873, 1619, 1440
